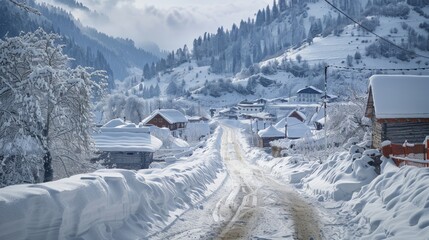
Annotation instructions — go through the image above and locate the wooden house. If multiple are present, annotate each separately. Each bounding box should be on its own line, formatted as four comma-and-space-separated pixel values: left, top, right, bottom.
287, 109, 307, 122
93, 119, 162, 169
142, 109, 188, 137
365, 75, 429, 148
258, 125, 285, 147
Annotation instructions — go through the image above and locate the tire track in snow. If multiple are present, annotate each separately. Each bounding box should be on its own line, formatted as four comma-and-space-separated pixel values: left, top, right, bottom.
217, 125, 322, 240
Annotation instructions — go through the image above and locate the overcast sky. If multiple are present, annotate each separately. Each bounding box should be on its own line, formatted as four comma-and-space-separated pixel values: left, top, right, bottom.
40, 0, 272, 51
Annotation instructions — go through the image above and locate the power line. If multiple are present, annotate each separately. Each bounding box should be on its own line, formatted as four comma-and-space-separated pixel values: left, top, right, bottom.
327, 65, 429, 71
323, 0, 429, 60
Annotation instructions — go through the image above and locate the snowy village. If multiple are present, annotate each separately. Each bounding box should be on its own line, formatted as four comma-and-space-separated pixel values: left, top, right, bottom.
1, 0, 429, 239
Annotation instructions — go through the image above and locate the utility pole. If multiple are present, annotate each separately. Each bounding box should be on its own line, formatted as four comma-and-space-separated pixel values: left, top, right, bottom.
324, 65, 328, 151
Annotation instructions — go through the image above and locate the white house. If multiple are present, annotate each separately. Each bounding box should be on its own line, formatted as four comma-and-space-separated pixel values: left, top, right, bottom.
93, 118, 162, 169
237, 100, 265, 114
296, 86, 323, 103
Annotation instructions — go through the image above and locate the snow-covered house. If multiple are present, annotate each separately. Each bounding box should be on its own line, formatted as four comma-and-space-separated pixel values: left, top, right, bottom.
287, 109, 306, 122
258, 125, 285, 147
365, 75, 429, 148
284, 117, 311, 139
142, 109, 188, 137
237, 99, 265, 114
93, 119, 162, 169
296, 86, 323, 103
218, 107, 238, 119
310, 107, 325, 130
187, 115, 210, 123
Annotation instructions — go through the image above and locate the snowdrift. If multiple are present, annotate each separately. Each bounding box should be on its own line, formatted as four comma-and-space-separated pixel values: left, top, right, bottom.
346, 159, 429, 239
0, 128, 225, 240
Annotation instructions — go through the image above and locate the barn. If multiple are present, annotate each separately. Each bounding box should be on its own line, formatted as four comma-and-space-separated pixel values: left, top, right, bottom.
365, 75, 429, 148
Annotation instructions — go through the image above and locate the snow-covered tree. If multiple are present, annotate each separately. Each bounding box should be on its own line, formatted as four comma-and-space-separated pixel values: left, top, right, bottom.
0, 29, 106, 184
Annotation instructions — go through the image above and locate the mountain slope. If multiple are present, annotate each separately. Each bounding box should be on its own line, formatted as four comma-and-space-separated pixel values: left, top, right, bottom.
134, 0, 429, 105
0, 0, 159, 82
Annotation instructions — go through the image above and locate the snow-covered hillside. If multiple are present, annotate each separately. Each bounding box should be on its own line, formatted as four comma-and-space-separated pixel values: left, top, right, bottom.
123, 0, 429, 108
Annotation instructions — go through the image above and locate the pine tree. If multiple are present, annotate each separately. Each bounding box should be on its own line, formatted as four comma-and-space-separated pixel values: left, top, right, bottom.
272, 0, 279, 19
279, 0, 287, 12
143, 63, 151, 79
266, 6, 271, 24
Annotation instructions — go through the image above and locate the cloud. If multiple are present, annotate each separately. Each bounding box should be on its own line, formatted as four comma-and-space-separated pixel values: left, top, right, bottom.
166, 9, 195, 29
66, 0, 272, 50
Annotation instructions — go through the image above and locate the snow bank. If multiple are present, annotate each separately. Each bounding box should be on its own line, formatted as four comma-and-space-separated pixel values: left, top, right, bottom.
0, 128, 226, 240
345, 160, 429, 239
183, 122, 210, 142
150, 127, 190, 149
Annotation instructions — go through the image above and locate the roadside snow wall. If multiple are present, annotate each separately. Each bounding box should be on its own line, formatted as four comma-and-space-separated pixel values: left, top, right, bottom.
346, 159, 429, 239
0, 128, 225, 240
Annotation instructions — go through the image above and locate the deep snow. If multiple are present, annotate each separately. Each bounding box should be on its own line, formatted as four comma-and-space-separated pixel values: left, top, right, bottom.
2, 121, 429, 239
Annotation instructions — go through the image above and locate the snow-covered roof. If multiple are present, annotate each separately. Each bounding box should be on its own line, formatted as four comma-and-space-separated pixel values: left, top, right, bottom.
310, 107, 325, 123
369, 75, 429, 119
274, 117, 287, 129
94, 121, 161, 152
287, 110, 307, 121
93, 131, 162, 152
297, 86, 323, 94
238, 102, 265, 107
258, 125, 285, 138
142, 109, 188, 125
186, 115, 210, 122
286, 117, 311, 139
102, 118, 125, 128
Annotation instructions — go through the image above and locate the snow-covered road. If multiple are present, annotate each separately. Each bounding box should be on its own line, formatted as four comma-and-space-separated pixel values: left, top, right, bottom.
152, 124, 321, 239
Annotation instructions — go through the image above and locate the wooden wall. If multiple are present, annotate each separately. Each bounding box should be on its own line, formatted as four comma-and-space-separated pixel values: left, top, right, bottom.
372, 121, 429, 148
147, 114, 171, 129
102, 152, 154, 169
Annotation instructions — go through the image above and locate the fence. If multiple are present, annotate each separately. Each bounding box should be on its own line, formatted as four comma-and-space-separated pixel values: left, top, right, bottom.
381, 140, 429, 167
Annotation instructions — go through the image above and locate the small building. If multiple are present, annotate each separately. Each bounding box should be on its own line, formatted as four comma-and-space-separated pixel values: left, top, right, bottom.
365, 75, 429, 148
187, 115, 210, 123
284, 117, 311, 139
258, 125, 285, 147
142, 109, 188, 137
237, 100, 265, 114
218, 107, 238, 119
310, 106, 325, 130
296, 86, 323, 103
93, 118, 162, 169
